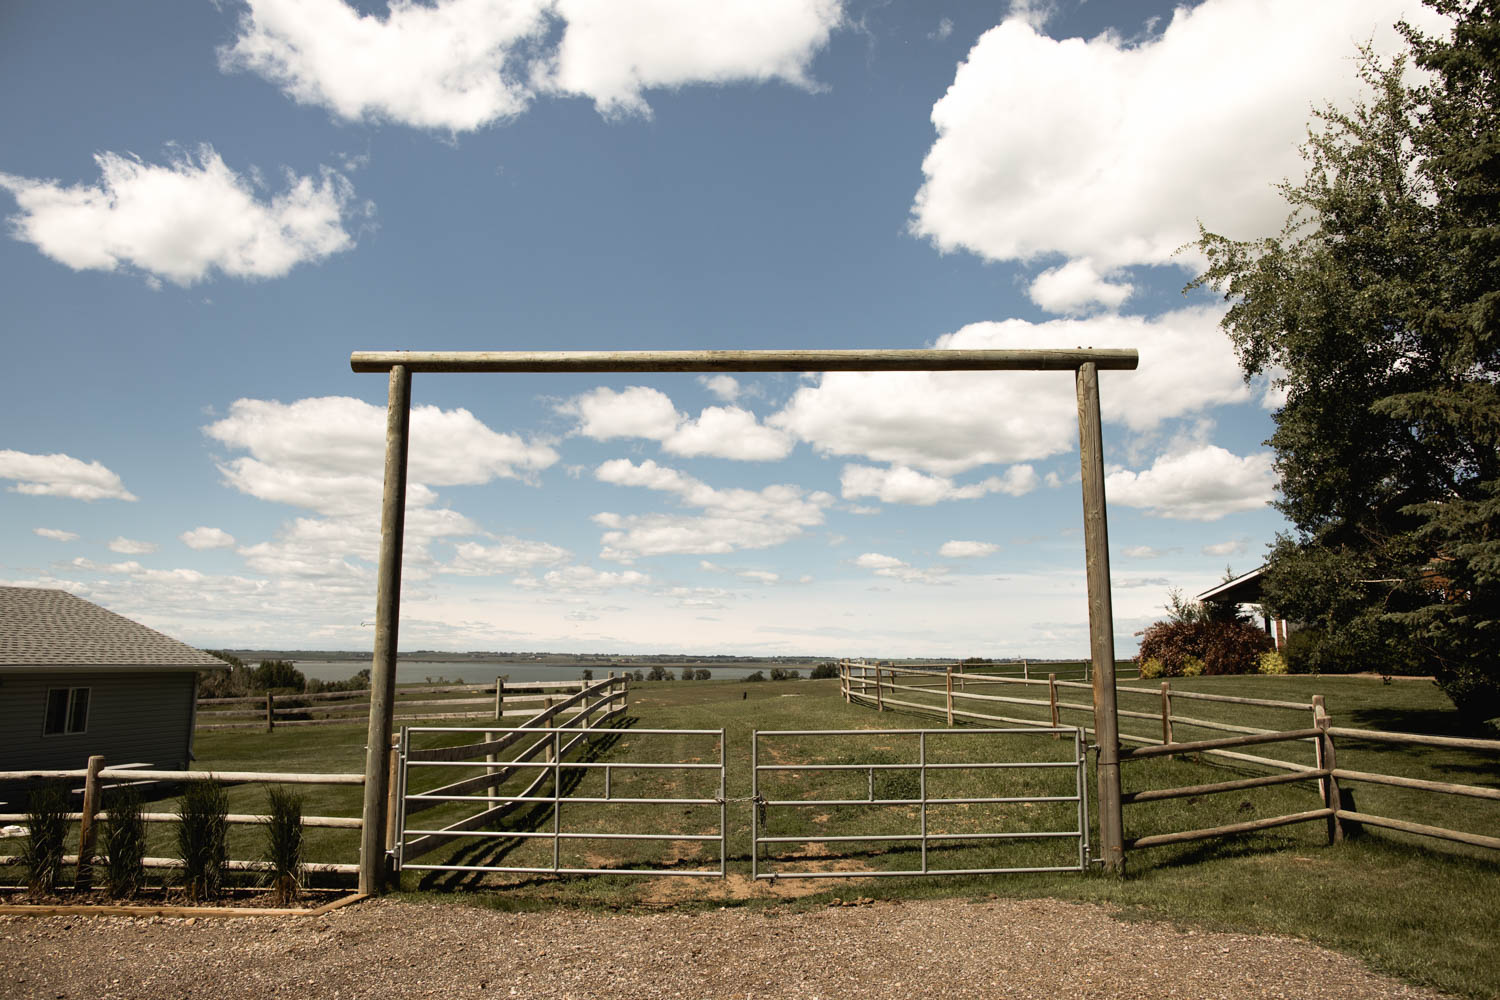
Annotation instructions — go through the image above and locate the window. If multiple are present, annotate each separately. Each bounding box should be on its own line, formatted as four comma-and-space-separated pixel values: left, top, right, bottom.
43, 687, 89, 736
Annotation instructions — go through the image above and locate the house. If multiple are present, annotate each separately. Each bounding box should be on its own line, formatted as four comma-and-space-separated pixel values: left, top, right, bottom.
1196, 566, 1289, 650
0, 587, 226, 773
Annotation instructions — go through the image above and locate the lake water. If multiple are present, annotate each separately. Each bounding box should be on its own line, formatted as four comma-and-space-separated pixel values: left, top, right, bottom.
294, 659, 798, 684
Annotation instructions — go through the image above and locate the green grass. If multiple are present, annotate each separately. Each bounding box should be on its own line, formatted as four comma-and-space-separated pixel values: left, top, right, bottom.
177, 674, 1500, 997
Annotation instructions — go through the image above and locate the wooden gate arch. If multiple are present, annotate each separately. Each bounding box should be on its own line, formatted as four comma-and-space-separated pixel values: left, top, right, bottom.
348, 348, 1137, 891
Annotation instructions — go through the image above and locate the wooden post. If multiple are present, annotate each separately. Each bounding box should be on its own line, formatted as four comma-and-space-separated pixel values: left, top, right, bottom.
265, 691, 275, 732
360, 363, 412, 895
957, 660, 965, 692
875, 664, 884, 712
1023, 659, 1030, 681
1049, 673, 1060, 737
1160, 682, 1174, 758
945, 665, 954, 727
73, 755, 105, 891
1077, 362, 1124, 874
1313, 695, 1343, 843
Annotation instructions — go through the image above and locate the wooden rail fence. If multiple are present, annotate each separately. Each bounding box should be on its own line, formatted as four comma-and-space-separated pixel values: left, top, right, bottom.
0, 674, 630, 886
195, 676, 602, 731
838, 660, 1500, 862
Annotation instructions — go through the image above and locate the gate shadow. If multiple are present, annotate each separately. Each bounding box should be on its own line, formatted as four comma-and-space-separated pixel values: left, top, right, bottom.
415, 717, 638, 891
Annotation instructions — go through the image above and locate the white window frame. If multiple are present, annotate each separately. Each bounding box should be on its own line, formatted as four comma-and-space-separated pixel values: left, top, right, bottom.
42, 686, 90, 737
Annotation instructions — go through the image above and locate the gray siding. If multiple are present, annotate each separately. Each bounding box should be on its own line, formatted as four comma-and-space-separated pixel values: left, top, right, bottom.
0, 671, 198, 771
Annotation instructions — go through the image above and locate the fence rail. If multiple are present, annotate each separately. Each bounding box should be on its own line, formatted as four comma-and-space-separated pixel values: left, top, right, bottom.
195, 676, 611, 732
0, 675, 631, 889
838, 661, 1500, 863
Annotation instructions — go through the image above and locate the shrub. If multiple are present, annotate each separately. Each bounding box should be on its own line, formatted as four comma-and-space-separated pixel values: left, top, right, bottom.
694, 669, 712, 681
744, 671, 766, 682
1138, 658, 1165, 680
177, 781, 229, 901
1136, 618, 1273, 676
1258, 651, 1289, 675
1179, 656, 1205, 677
21, 782, 69, 896
103, 786, 147, 898
769, 667, 801, 680
252, 659, 306, 692
810, 662, 840, 679
263, 786, 304, 906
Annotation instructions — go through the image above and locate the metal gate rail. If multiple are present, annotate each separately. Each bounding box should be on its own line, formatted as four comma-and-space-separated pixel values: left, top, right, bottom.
396, 725, 726, 877
752, 727, 1089, 878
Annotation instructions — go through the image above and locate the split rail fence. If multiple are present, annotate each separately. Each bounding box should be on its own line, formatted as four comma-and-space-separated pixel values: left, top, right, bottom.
839, 660, 1500, 861
0, 674, 629, 886
195, 676, 598, 731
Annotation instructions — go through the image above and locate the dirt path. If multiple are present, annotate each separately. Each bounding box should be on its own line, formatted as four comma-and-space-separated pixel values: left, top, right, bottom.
0, 895, 1449, 1000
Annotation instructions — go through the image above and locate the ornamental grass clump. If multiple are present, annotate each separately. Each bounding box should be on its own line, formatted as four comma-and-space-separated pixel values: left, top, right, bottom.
177, 780, 229, 901
20, 782, 69, 897
103, 785, 147, 898
263, 785, 304, 906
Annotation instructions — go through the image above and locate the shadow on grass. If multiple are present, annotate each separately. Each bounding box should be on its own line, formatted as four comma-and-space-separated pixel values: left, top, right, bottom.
414, 719, 638, 891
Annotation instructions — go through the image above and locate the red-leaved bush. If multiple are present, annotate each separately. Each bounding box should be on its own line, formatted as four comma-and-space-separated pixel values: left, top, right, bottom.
1136, 620, 1274, 676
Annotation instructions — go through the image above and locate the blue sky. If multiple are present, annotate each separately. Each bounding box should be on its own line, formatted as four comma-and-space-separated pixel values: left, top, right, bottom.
0, 0, 1446, 657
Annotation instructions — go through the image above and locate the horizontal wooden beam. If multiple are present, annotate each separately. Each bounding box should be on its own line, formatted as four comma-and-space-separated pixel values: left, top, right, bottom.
1124, 808, 1333, 850
350, 348, 1140, 375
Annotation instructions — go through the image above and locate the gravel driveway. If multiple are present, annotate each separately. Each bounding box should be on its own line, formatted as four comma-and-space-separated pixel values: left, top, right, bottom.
0, 896, 1448, 1000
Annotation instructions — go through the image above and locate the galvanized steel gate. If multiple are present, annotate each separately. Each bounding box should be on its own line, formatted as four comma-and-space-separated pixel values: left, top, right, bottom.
393, 725, 727, 877
392, 724, 1088, 880
752, 727, 1090, 879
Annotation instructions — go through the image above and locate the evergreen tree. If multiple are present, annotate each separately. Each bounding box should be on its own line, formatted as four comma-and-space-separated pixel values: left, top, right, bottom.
1195, 1, 1500, 718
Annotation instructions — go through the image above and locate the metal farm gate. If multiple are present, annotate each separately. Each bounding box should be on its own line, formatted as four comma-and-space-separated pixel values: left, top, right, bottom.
393, 725, 727, 877
751, 727, 1090, 879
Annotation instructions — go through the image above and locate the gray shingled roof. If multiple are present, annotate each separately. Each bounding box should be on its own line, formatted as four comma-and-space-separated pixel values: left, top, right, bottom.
0, 587, 227, 668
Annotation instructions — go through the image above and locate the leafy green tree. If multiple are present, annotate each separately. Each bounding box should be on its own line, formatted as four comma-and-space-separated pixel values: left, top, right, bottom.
251, 659, 306, 692
1195, 1, 1500, 718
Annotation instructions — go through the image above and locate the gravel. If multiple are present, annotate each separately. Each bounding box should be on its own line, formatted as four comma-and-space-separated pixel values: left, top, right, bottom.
0, 896, 1450, 1000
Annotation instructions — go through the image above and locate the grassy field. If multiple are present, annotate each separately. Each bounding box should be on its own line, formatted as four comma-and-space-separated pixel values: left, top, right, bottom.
179, 671, 1500, 998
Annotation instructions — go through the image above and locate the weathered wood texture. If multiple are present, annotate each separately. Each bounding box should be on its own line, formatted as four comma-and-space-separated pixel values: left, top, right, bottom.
351, 348, 1140, 374
361, 365, 412, 895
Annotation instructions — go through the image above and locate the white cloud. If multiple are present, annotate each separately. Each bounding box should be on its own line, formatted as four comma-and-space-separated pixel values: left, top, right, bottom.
1121, 545, 1171, 559
0, 146, 359, 286
220, 0, 550, 132
771, 308, 1252, 475
34, 528, 79, 542
738, 569, 779, 585
222, 0, 842, 130
561, 386, 792, 460
910, 0, 1448, 274
853, 552, 951, 586
181, 526, 237, 550
207, 396, 556, 516
108, 537, 157, 555
541, 0, 843, 117
1106, 445, 1276, 521
592, 458, 831, 560
699, 375, 742, 402
930, 17, 954, 41
513, 564, 652, 592
444, 538, 571, 575
1028, 258, 1132, 314
1202, 538, 1250, 557
840, 463, 1038, 505
0, 450, 137, 502
939, 540, 998, 558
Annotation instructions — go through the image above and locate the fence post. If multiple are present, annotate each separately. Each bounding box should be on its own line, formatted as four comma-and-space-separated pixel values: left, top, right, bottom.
73, 754, 105, 891
385, 739, 400, 852
875, 664, 884, 712
265, 691, 275, 732
487, 677, 505, 795
1160, 682, 1174, 759
1312, 694, 1343, 844
1023, 659, 1030, 681
945, 665, 954, 727
957, 660, 965, 692
842, 661, 850, 703
1049, 673, 1060, 738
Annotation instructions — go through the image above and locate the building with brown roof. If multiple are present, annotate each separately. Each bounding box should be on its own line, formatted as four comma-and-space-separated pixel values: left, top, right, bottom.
0, 587, 225, 773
